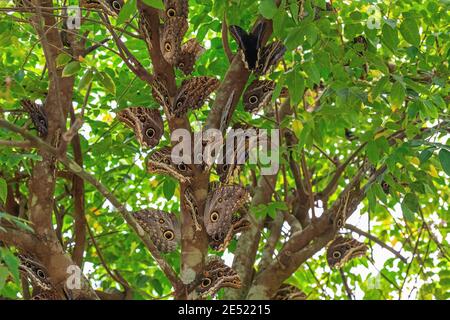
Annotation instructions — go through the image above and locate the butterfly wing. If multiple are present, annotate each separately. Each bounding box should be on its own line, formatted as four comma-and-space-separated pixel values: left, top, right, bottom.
243, 79, 275, 113
176, 39, 205, 75
21, 100, 48, 137
133, 209, 180, 253
204, 185, 249, 250
160, 17, 188, 65
255, 41, 286, 76
117, 107, 164, 148
172, 76, 220, 117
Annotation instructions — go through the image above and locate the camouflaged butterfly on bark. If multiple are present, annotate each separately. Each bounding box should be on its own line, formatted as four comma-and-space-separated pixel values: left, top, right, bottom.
326, 236, 368, 269
133, 209, 180, 253
187, 256, 241, 298
204, 185, 251, 251
117, 107, 164, 149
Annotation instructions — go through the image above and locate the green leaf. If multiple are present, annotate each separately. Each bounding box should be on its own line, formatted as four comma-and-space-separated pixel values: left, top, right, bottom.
0, 266, 9, 292
259, 0, 278, 19
382, 24, 399, 51
367, 140, 380, 164
390, 81, 406, 109
399, 18, 421, 47
117, 0, 137, 25
142, 0, 164, 10
285, 67, 304, 106
0, 248, 19, 282
401, 193, 419, 221
62, 61, 81, 77
78, 68, 94, 91
438, 149, 450, 176
419, 148, 434, 164
163, 179, 176, 200
56, 53, 72, 68
0, 179, 6, 204
96, 71, 116, 95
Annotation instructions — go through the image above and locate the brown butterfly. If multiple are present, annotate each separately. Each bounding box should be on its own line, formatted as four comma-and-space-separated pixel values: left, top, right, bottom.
117, 107, 164, 149
204, 185, 250, 251
151, 76, 220, 118
326, 236, 368, 269
162, 0, 189, 21
147, 146, 194, 183
81, 0, 123, 16
229, 22, 286, 76
272, 284, 307, 300
188, 256, 241, 298
21, 100, 48, 138
243, 79, 275, 113
176, 39, 205, 75
18, 254, 53, 291
133, 209, 180, 253
160, 17, 188, 65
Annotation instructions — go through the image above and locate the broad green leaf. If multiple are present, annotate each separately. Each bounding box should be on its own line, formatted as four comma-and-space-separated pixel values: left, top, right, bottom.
96, 71, 116, 95
390, 81, 406, 109
285, 68, 304, 106
62, 61, 81, 77
399, 18, 421, 47
78, 68, 94, 91
117, 0, 137, 25
259, 0, 278, 19
382, 24, 399, 50
56, 53, 72, 68
142, 0, 164, 10
163, 179, 176, 200
439, 149, 450, 176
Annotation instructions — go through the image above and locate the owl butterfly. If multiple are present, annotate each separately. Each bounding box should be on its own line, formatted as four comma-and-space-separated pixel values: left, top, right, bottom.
116, 107, 164, 149
229, 22, 286, 76
81, 0, 123, 16
162, 0, 189, 21
18, 255, 53, 291
188, 257, 241, 298
272, 284, 307, 300
147, 146, 194, 183
20, 100, 48, 138
243, 79, 275, 113
151, 76, 220, 118
160, 17, 188, 65
133, 209, 180, 253
176, 39, 206, 75
184, 187, 202, 232
327, 236, 368, 269
204, 185, 250, 251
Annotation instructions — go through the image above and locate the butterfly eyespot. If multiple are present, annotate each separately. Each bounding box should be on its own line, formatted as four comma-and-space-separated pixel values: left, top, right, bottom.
177, 163, 187, 171
163, 230, 175, 241
159, 218, 165, 224
336, 219, 343, 228
39, 120, 46, 125
112, 0, 121, 10
210, 211, 220, 223
218, 198, 223, 203
36, 269, 46, 279
178, 62, 185, 68
333, 251, 342, 259
221, 164, 229, 172
146, 128, 156, 138
165, 42, 172, 52
249, 95, 259, 104
166, 8, 176, 17
201, 278, 212, 288
176, 101, 183, 108
218, 271, 223, 277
